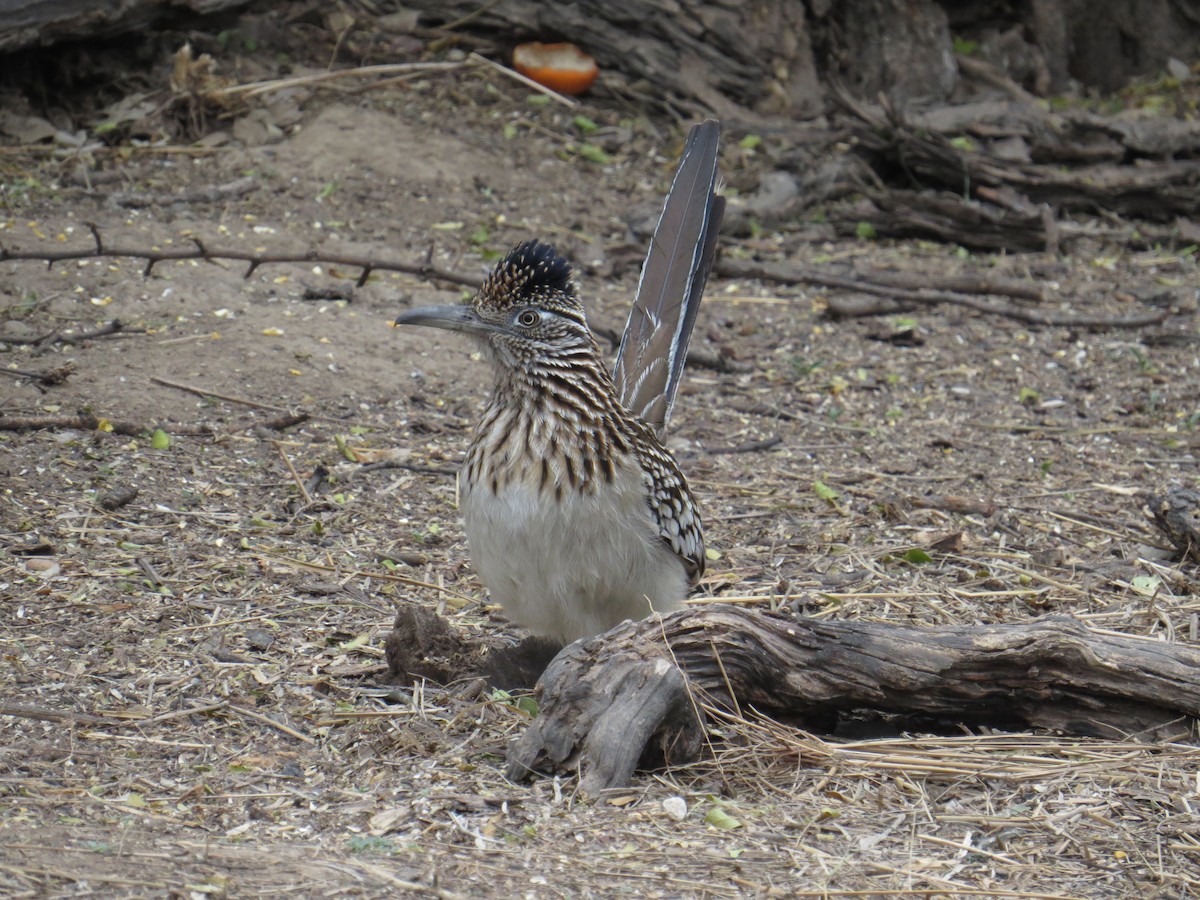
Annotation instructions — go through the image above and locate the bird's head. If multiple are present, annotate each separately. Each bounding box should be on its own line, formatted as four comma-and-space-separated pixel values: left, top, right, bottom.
395, 240, 599, 374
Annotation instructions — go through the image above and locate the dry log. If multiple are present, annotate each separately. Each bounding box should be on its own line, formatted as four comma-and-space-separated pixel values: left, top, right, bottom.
507, 608, 1200, 794
837, 89, 1200, 223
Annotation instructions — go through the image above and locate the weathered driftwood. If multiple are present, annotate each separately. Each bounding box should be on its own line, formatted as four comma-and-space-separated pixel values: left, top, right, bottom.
506, 608, 1200, 794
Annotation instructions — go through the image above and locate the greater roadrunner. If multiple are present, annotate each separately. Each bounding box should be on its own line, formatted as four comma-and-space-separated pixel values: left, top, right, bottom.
396, 120, 723, 643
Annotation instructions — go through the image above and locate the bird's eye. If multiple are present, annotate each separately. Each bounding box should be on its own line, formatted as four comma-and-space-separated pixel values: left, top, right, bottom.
516, 309, 540, 328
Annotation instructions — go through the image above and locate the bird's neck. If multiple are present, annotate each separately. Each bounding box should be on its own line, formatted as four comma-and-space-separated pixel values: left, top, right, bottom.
487, 344, 625, 425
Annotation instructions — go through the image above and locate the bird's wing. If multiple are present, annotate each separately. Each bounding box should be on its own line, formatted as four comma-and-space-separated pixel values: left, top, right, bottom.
614, 119, 724, 436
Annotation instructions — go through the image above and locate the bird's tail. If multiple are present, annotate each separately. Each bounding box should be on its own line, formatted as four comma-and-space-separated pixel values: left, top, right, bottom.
614, 119, 724, 436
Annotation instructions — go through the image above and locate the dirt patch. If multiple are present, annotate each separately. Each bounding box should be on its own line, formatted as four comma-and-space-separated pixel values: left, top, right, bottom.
2, 28, 1199, 900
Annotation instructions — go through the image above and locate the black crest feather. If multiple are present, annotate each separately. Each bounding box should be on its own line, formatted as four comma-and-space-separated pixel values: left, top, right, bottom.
501, 240, 573, 297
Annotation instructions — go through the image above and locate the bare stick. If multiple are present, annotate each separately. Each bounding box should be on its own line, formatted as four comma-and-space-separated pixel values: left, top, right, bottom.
275, 441, 314, 506
0, 414, 145, 435
209, 61, 467, 100
0, 224, 482, 289
149, 376, 294, 413
108, 175, 260, 209
0, 363, 75, 385
717, 258, 1169, 329
467, 52, 578, 107
0, 704, 119, 725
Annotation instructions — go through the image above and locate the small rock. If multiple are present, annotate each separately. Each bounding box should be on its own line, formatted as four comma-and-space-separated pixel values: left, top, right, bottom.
1167, 57, 1193, 82
25, 558, 61, 578
662, 796, 688, 821
245, 628, 275, 651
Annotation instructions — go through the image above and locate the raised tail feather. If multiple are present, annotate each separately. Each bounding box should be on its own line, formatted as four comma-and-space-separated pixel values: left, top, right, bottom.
614, 119, 724, 436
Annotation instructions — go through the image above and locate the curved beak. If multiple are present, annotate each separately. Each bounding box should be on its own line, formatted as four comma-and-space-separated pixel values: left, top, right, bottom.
394, 304, 495, 336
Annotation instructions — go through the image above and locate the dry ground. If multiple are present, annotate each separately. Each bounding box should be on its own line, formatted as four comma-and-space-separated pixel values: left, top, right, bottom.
2, 34, 1200, 900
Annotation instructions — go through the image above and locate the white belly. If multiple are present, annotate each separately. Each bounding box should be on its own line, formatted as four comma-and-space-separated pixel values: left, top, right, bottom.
461, 464, 688, 644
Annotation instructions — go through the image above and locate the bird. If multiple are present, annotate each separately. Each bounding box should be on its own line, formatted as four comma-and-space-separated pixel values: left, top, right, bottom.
395, 120, 724, 644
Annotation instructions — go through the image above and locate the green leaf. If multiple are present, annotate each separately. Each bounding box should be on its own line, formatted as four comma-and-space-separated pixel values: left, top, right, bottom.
705, 807, 742, 830
1019, 387, 1040, 406
952, 36, 979, 55
1130, 575, 1160, 596
739, 134, 762, 150
949, 135, 977, 152
572, 115, 598, 134
527, 94, 551, 106
334, 434, 356, 461
855, 221, 877, 240
903, 548, 933, 564
502, 122, 518, 140
577, 143, 611, 164
813, 480, 840, 502
340, 632, 370, 651
150, 428, 171, 450
491, 688, 539, 717
470, 224, 490, 246
514, 695, 539, 717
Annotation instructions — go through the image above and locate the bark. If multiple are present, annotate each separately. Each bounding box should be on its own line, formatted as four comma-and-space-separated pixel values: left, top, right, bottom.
0, 0, 250, 52
4, 0, 1199, 115
506, 608, 1200, 794
402, 0, 825, 118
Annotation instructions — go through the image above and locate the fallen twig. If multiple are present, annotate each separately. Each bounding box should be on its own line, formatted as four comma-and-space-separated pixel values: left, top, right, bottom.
49, 318, 143, 345
149, 375, 296, 413
357, 459, 459, 478
108, 175, 260, 209
0, 704, 121, 726
207, 61, 467, 101
0, 363, 75, 385
276, 441, 314, 506
0, 413, 145, 435
1, 223, 481, 288
706, 436, 783, 455
717, 258, 1169, 328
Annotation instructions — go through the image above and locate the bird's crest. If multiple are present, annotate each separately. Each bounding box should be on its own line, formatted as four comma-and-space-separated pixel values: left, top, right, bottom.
477, 240, 575, 312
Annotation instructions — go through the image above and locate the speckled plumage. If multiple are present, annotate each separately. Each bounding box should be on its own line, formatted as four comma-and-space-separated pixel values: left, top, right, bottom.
464, 242, 706, 573
396, 122, 722, 643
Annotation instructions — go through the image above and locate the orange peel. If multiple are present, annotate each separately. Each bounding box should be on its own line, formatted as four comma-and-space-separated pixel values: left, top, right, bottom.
512, 42, 598, 96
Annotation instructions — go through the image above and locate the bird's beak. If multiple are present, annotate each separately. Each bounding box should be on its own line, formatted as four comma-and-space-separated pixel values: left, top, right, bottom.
394, 304, 495, 336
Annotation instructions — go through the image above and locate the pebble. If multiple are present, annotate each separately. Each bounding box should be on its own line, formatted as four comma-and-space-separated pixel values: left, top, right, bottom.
662, 796, 688, 821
